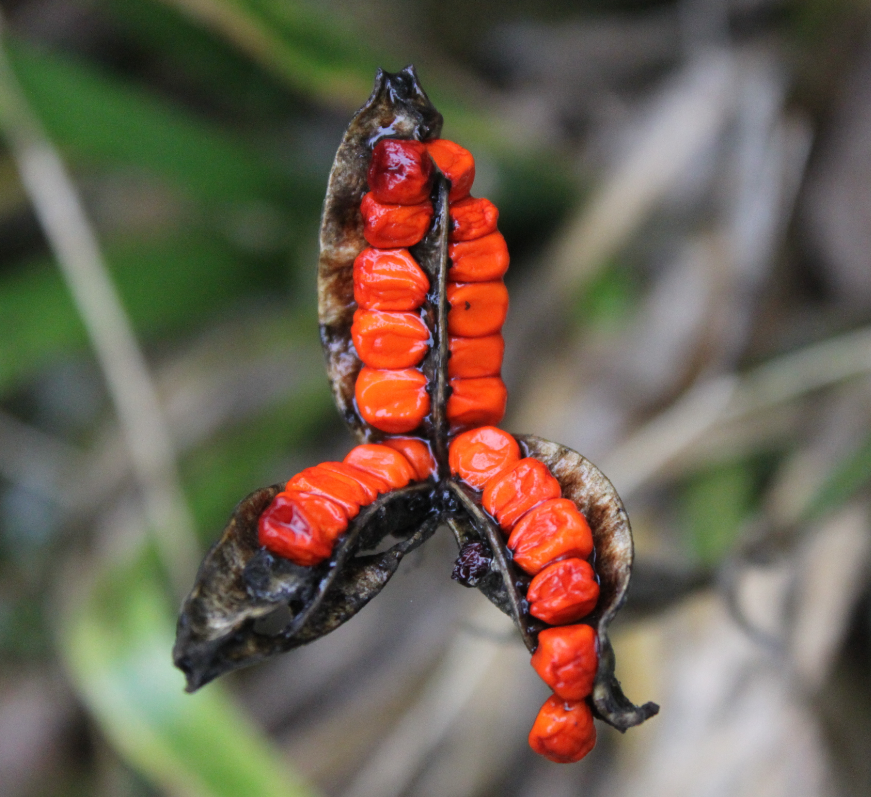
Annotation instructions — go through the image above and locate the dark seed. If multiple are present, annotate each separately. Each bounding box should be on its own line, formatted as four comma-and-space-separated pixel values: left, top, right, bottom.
452, 541, 492, 587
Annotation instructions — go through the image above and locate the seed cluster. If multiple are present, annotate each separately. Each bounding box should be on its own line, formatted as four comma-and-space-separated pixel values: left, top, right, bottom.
260, 133, 599, 764
450, 427, 601, 763
353, 137, 509, 434
258, 441, 435, 565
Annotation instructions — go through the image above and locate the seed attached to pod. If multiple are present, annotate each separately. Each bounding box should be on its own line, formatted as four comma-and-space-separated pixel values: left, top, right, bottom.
447, 334, 504, 379
424, 139, 475, 200
368, 139, 434, 204
383, 437, 437, 480
353, 248, 430, 311
527, 558, 599, 625
482, 458, 562, 531
448, 232, 510, 282
343, 443, 417, 489
449, 196, 499, 242
361, 193, 433, 248
446, 281, 509, 338
446, 376, 508, 431
507, 498, 594, 575
528, 696, 597, 764
285, 465, 372, 518
317, 462, 387, 501
449, 426, 520, 489
258, 492, 345, 565
354, 367, 430, 434
531, 624, 599, 702
351, 309, 430, 369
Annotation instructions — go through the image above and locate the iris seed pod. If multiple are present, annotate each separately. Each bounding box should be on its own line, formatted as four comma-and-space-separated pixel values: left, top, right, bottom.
174, 66, 658, 762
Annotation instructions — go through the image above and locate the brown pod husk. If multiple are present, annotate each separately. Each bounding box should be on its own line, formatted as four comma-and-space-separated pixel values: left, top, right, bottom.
517, 434, 660, 731
446, 480, 544, 653
173, 482, 438, 691
318, 65, 444, 442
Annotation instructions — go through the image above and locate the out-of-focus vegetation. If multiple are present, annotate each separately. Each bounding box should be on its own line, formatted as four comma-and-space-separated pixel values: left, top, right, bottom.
1, 1, 870, 796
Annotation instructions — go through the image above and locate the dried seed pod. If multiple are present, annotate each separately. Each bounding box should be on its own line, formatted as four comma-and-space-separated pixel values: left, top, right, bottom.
174, 66, 657, 759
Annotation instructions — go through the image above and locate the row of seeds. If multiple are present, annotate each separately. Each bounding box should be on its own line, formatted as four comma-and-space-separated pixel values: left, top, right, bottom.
257, 441, 435, 566
449, 426, 601, 763
354, 137, 509, 434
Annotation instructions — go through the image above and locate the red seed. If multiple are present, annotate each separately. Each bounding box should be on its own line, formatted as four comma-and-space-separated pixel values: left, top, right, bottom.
315, 462, 385, 503
368, 139, 434, 205
446, 377, 507, 431
527, 558, 599, 625
448, 426, 520, 490
285, 465, 373, 518
447, 281, 509, 338
353, 248, 429, 311
425, 139, 475, 201
528, 696, 596, 764
531, 625, 598, 702
383, 437, 437, 480
343, 443, 417, 490
507, 499, 594, 575
449, 196, 499, 242
448, 334, 504, 378
351, 309, 430, 369
361, 192, 432, 248
449, 232, 509, 282
258, 491, 346, 565
355, 367, 430, 434
482, 458, 561, 531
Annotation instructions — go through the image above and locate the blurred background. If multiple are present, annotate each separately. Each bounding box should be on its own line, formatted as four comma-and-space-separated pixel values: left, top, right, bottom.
0, 0, 870, 795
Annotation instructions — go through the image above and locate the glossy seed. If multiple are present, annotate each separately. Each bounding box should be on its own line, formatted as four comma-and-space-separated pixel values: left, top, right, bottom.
353, 248, 429, 311
528, 696, 597, 764
531, 624, 598, 702
351, 309, 430, 369
258, 492, 346, 565
424, 139, 475, 201
317, 462, 386, 501
448, 426, 520, 490
361, 192, 433, 248
343, 443, 417, 489
527, 558, 599, 625
447, 334, 504, 378
446, 376, 507, 431
446, 281, 509, 338
368, 139, 434, 205
383, 437, 437, 480
507, 498, 594, 575
285, 465, 372, 518
354, 367, 430, 434
448, 232, 510, 282
482, 458, 562, 531
449, 196, 499, 242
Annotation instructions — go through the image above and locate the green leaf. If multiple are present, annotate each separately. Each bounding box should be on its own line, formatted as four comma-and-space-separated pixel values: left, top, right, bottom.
60, 552, 319, 797
6, 37, 292, 204
101, 0, 295, 121
804, 431, 871, 521
682, 461, 754, 565
183, 379, 334, 538
156, 0, 509, 147
0, 231, 277, 394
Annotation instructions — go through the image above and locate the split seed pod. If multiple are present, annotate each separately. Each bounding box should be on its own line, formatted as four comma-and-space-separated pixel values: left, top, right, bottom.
174, 66, 657, 745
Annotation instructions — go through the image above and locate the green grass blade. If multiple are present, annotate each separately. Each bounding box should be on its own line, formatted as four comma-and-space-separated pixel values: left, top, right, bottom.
0, 231, 281, 394
60, 553, 319, 797
6, 37, 290, 203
